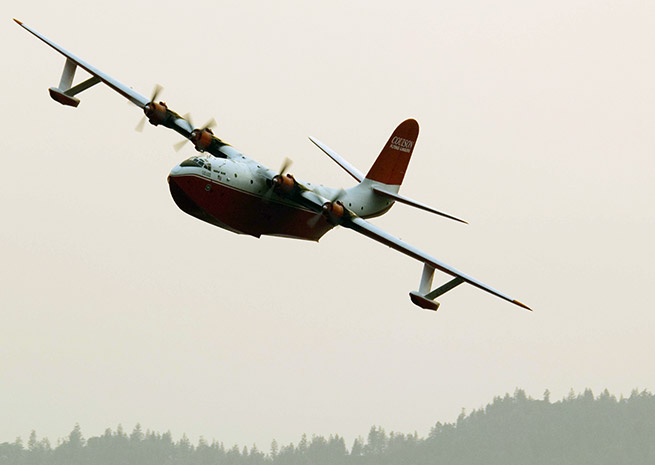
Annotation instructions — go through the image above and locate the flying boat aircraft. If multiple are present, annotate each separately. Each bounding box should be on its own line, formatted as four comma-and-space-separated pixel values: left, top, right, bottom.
14, 19, 531, 312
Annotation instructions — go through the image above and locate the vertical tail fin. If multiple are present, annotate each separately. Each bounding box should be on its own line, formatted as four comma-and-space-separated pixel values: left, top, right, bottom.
365, 119, 419, 186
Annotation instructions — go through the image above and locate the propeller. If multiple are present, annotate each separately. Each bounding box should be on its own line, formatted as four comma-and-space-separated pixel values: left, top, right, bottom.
174, 116, 217, 152
276, 157, 293, 180
149, 84, 163, 103
173, 113, 195, 151
308, 189, 346, 227
135, 84, 163, 132
263, 158, 293, 202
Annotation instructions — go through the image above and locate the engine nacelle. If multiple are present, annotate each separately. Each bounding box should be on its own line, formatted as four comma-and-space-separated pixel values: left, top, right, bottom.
272, 173, 298, 195
144, 101, 168, 126
322, 201, 345, 225
190, 127, 215, 152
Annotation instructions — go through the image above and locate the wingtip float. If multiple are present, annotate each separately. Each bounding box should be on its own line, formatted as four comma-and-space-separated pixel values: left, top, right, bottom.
15, 19, 531, 314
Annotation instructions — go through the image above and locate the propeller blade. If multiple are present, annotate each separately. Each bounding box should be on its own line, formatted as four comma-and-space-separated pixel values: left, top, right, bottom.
262, 185, 276, 203
262, 157, 294, 204
332, 189, 346, 203
150, 84, 163, 103
279, 157, 292, 176
202, 118, 217, 130
307, 189, 346, 227
307, 210, 323, 228
135, 84, 163, 130
135, 116, 146, 132
174, 138, 189, 152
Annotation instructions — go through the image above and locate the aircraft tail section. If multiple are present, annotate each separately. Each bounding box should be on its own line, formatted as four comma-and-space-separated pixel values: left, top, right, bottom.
365, 119, 419, 187
310, 118, 465, 223
362, 118, 466, 223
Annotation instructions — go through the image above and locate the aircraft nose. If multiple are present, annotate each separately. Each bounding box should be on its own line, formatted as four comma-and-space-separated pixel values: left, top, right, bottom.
169, 164, 183, 176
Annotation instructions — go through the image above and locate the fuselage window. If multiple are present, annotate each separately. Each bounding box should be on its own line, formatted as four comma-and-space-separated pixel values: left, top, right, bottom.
180, 157, 211, 170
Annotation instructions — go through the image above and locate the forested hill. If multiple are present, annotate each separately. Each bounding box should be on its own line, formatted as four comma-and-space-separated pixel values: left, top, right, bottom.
3, 388, 654, 465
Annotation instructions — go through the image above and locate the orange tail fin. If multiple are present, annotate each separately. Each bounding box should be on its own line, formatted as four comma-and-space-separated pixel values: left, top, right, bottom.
365, 119, 419, 186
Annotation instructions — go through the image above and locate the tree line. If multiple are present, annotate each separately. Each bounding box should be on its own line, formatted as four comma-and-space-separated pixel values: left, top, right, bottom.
2, 388, 654, 464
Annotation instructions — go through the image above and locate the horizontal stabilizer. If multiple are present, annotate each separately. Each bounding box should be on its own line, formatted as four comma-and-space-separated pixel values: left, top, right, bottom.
308, 137, 364, 183
373, 187, 468, 224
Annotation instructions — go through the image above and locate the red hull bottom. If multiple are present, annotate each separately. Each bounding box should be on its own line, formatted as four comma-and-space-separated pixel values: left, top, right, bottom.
169, 174, 334, 241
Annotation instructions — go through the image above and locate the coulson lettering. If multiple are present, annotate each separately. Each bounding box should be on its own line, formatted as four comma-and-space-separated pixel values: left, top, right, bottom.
390, 136, 414, 153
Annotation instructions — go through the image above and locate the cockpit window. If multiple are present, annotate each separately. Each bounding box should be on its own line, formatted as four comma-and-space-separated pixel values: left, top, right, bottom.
180, 157, 211, 170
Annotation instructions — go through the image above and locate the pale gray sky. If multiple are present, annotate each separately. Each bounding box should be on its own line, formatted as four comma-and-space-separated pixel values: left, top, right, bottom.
2, 0, 654, 450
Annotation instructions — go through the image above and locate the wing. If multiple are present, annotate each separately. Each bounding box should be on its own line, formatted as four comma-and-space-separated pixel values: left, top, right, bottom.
344, 215, 532, 311
13, 19, 216, 147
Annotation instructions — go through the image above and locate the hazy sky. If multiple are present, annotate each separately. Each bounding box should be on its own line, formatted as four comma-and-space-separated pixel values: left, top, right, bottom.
2, 0, 654, 450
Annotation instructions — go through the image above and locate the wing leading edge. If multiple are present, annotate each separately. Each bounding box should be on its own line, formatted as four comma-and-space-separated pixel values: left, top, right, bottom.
345, 216, 531, 311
